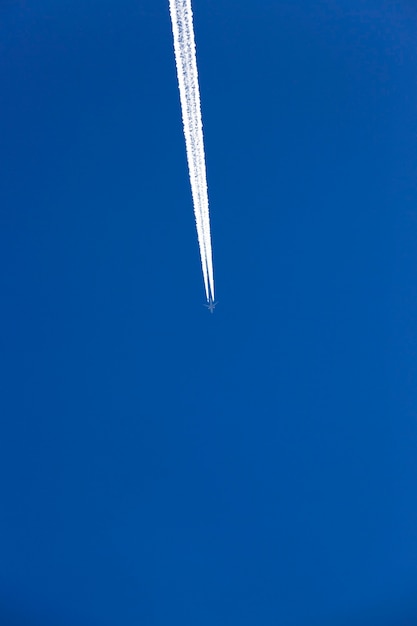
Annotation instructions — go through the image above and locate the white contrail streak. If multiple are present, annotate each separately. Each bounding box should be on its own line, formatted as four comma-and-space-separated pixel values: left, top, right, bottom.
169, 0, 215, 301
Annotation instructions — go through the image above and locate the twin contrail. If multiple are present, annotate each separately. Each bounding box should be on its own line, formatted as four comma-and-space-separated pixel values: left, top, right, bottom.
168, 0, 215, 302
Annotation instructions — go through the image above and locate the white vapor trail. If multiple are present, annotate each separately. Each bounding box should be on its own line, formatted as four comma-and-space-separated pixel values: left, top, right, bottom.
169, 0, 215, 301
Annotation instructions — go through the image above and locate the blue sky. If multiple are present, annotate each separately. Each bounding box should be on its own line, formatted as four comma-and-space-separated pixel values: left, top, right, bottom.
1, 1, 417, 624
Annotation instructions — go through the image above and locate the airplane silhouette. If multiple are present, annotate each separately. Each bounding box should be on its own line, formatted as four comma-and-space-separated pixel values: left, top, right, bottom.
204, 299, 217, 313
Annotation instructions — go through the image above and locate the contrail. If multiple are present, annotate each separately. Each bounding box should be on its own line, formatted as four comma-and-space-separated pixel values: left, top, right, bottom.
168, 0, 215, 302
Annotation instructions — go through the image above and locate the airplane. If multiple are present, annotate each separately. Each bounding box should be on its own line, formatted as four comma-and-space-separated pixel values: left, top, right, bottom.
204, 299, 217, 313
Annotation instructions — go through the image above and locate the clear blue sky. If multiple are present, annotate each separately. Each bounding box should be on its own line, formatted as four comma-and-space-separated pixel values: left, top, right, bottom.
1, 1, 417, 624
